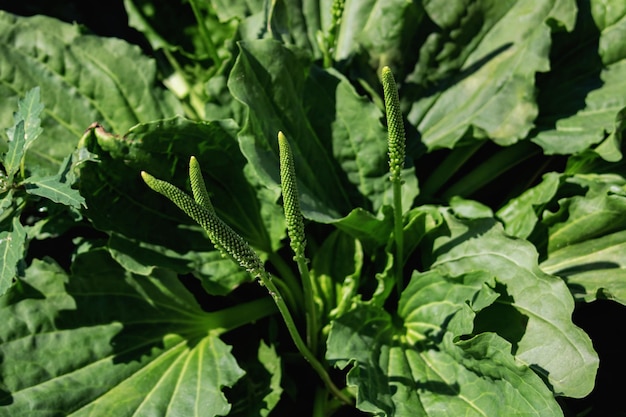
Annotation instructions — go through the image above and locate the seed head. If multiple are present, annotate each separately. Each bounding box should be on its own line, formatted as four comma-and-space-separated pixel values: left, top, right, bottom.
278, 132, 306, 257
381, 66, 406, 183
141, 170, 264, 275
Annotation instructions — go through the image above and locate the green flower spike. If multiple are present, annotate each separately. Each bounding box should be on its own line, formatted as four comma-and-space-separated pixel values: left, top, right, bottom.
188, 155, 215, 213
278, 131, 319, 352
381, 65, 406, 184
141, 168, 264, 277
278, 131, 306, 258
381, 66, 407, 296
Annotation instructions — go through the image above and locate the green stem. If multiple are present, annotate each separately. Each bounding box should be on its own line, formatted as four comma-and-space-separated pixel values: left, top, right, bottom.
188, 0, 220, 64
393, 179, 404, 295
295, 253, 319, 353
258, 270, 353, 406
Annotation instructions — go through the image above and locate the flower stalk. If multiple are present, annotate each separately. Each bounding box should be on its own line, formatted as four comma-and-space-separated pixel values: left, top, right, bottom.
278, 131, 319, 353
381, 66, 406, 294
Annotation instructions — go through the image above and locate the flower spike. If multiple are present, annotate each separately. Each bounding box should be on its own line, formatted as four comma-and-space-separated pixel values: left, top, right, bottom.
141, 170, 264, 276
278, 131, 306, 258
381, 66, 406, 183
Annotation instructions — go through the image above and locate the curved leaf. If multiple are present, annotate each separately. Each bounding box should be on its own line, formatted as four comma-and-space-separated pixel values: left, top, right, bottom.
428, 210, 598, 398
327, 270, 562, 416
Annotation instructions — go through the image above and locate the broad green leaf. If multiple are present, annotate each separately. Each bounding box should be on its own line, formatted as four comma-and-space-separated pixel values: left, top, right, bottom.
532, 1, 626, 154
229, 39, 417, 222
541, 230, 626, 305
427, 210, 598, 398
327, 270, 562, 416
0, 250, 277, 416
0, 217, 26, 295
405, 0, 576, 149
0, 12, 183, 174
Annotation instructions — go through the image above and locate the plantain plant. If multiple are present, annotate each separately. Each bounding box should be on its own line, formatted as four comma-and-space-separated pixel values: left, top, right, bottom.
3, 1, 626, 416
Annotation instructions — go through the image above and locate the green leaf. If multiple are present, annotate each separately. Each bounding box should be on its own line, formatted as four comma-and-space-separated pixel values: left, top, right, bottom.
0, 12, 183, 174
0, 217, 26, 295
533, 174, 626, 303
310, 229, 363, 321
2, 87, 44, 181
405, 0, 576, 149
0, 250, 282, 416
531, 1, 626, 154
538, 174, 626, 253
541, 230, 626, 305
428, 210, 598, 398
229, 39, 417, 222
335, 0, 424, 69
23, 174, 85, 209
497, 172, 561, 239
2, 121, 24, 182
327, 270, 562, 416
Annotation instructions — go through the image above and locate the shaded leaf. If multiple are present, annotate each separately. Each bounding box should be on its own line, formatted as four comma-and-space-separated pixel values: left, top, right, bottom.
0, 217, 26, 295
531, 1, 626, 154
405, 0, 576, 149
0, 12, 183, 174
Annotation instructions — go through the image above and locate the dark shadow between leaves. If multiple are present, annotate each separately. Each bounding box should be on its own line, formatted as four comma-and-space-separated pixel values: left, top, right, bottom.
473, 281, 528, 355
428, 217, 496, 263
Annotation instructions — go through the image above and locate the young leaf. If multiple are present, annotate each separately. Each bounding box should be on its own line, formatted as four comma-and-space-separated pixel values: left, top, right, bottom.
3, 121, 25, 182
23, 175, 85, 210
0, 216, 26, 295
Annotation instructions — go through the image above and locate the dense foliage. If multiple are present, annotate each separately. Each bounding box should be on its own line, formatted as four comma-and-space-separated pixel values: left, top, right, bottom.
1, 1, 625, 416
